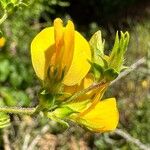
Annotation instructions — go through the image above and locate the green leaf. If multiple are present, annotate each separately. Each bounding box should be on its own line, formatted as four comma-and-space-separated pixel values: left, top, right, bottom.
0, 60, 10, 82
89, 30, 105, 56
9, 71, 23, 87
0, 0, 9, 9
11, 0, 17, 4
0, 88, 30, 107
89, 30, 105, 67
12, 91, 30, 106
108, 31, 130, 72
5, 2, 14, 13
90, 62, 104, 80
0, 88, 17, 106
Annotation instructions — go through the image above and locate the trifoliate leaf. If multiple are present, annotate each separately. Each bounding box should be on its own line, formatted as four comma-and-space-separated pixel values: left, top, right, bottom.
108, 31, 130, 73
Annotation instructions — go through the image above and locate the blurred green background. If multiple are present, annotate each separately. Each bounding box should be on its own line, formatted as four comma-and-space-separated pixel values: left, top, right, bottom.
0, 0, 149, 149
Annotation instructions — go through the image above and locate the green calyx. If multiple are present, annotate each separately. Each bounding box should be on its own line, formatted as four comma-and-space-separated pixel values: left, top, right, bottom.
43, 65, 66, 94
37, 90, 57, 113
47, 106, 75, 119
46, 106, 77, 129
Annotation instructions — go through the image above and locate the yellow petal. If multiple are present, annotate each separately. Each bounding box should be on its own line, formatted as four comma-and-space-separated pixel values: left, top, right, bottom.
77, 98, 119, 132
83, 73, 94, 89
0, 37, 6, 48
79, 84, 108, 116
54, 18, 64, 65
62, 20, 75, 71
31, 19, 91, 86
31, 27, 55, 80
63, 31, 91, 86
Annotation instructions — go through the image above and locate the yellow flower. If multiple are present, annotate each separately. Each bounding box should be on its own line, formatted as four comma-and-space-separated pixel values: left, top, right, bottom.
31, 18, 91, 86
0, 37, 6, 48
70, 98, 119, 132
65, 81, 118, 132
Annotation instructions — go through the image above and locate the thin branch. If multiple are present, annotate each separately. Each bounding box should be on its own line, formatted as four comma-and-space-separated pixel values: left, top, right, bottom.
3, 129, 11, 150
22, 133, 31, 150
110, 57, 146, 85
114, 129, 150, 150
27, 125, 50, 150
0, 107, 36, 115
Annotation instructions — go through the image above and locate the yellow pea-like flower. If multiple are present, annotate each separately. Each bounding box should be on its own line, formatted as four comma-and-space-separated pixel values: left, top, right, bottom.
70, 98, 119, 132
0, 37, 6, 48
31, 18, 91, 86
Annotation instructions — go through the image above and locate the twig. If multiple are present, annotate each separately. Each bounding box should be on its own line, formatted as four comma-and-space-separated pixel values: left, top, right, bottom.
22, 133, 31, 150
27, 125, 50, 150
114, 129, 150, 150
110, 57, 146, 85
0, 107, 36, 115
2, 129, 11, 150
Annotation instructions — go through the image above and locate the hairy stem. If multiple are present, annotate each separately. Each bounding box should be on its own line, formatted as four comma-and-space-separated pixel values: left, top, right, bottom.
0, 107, 36, 115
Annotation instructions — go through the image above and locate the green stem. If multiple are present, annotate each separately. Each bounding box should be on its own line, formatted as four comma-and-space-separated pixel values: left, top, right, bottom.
0, 11, 7, 25
63, 81, 109, 104
0, 107, 36, 115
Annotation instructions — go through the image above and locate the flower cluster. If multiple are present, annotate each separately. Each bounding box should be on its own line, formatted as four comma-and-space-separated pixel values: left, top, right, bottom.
31, 18, 129, 132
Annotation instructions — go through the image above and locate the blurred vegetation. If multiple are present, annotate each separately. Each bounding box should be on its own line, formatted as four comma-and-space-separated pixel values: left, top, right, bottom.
0, 0, 150, 149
